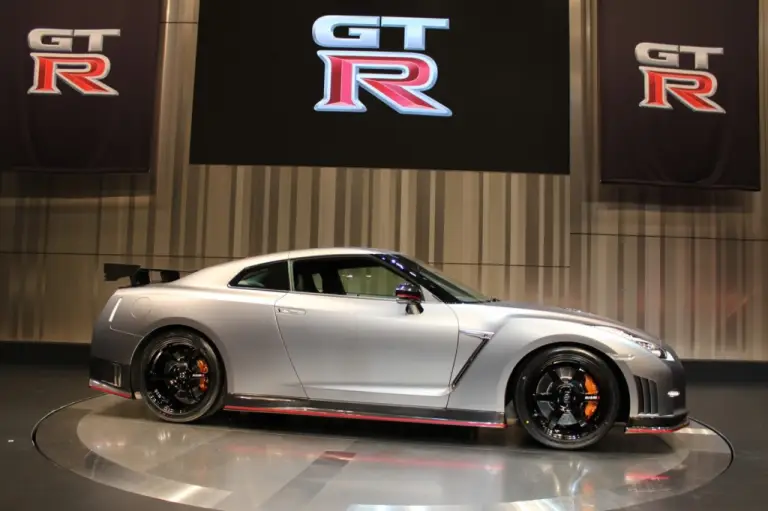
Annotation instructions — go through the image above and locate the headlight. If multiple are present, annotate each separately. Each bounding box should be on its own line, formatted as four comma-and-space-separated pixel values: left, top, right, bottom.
594, 326, 668, 359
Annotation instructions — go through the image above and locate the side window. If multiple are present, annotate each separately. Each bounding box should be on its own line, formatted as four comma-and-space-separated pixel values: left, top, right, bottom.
231, 261, 290, 291
338, 265, 403, 297
292, 256, 408, 298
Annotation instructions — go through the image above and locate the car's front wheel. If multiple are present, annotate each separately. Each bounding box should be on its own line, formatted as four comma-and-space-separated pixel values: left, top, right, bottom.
138, 329, 225, 423
513, 346, 620, 450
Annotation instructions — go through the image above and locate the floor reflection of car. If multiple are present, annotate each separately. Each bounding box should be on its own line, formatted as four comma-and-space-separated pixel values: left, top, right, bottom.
88, 247, 689, 450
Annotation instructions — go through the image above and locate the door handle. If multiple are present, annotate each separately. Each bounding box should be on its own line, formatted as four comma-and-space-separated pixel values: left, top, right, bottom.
276, 307, 306, 315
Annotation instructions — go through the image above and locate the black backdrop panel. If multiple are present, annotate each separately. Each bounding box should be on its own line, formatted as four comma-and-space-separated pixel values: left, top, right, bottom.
598, 0, 760, 190
0, 0, 162, 173
189, 0, 571, 174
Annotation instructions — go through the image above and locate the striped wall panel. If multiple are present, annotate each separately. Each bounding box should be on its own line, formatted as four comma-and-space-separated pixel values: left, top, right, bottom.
0, 0, 766, 360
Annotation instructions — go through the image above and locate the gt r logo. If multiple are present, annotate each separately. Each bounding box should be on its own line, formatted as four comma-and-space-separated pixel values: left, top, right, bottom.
312, 15, 452, 117
635, 42, 725, 114
27, 28, 121, 96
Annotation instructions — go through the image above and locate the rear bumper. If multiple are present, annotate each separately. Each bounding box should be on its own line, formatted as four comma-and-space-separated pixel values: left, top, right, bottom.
88, 313, 143, 399
89, 356, 134, 399
89, 378, 133, 399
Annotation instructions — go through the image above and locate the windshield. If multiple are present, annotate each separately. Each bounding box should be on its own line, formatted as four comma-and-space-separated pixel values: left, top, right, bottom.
380, 254, 491, 303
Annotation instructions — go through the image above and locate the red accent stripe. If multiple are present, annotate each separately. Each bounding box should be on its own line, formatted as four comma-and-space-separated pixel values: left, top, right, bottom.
223, 405, 506, 429
90, 383, 132, 399
625, 423, 688, 434
626, 428, 678, 434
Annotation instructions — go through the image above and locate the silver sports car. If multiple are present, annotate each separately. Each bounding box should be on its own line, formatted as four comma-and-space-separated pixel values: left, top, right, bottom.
89, 247, 688, 450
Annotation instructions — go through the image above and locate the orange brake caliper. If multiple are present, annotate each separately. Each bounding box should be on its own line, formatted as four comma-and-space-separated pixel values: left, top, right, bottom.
197, 359, 209, 392
584, 374, 599, 418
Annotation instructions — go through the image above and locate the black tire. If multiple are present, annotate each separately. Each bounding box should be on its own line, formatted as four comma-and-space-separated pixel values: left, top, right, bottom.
138, 329, 225, 423
513, 346, 620, 450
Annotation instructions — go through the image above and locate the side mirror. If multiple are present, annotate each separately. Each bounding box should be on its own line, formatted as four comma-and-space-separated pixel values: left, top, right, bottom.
395, 282, 423, 314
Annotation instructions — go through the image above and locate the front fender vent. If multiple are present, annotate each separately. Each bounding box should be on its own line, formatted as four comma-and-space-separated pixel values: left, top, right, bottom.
634, 376, 659, 415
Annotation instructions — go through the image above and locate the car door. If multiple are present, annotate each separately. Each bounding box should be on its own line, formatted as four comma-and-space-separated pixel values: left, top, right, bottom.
274, 254, 460, 409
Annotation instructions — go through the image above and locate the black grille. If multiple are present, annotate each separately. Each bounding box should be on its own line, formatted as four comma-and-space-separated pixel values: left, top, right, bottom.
634, 376, 659, 414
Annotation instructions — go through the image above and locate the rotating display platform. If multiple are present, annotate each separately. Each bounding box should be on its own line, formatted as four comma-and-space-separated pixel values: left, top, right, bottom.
34, 395, 732, 511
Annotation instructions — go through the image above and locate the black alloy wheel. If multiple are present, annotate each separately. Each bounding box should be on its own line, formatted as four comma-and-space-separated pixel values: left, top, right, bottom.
138, 329, 225, 423
514, 346, 620, 450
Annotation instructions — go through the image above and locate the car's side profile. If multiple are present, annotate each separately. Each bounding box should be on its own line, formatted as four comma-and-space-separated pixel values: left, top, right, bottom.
88, 247, 688, 450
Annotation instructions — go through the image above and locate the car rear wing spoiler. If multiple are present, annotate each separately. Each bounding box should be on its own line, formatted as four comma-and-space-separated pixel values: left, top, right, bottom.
103, 263, 194, 287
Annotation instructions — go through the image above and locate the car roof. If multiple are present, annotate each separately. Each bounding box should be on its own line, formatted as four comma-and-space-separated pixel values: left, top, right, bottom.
177, 247, 393, 287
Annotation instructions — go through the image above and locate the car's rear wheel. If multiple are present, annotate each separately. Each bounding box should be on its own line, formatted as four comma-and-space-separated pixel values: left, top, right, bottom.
138, 329, 225, 423
513, 346, 620, 450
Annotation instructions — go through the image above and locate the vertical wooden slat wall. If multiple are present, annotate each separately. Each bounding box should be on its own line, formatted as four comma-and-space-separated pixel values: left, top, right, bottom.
568, 0, 768, 361
0, 0, 765, 360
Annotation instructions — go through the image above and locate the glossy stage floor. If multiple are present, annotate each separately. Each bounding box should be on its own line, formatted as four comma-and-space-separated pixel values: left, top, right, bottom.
3, 361, 768, 511
36, 393, 731, 511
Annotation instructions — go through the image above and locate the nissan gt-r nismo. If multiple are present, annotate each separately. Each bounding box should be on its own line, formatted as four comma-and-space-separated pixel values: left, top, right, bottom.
88, 247, 688, 450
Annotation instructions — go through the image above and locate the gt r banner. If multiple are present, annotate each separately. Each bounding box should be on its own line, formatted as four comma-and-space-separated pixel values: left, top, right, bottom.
597, 0, 761, 190
189, 0, 571, 174
0, 0, 162, 173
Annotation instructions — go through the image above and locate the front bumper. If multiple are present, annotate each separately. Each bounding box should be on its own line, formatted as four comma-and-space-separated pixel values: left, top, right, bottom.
625, 410, 689, 433
623, 344, 689, 433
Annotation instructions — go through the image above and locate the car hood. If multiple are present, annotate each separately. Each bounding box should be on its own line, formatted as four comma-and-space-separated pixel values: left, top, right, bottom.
479, 300, 659, 342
